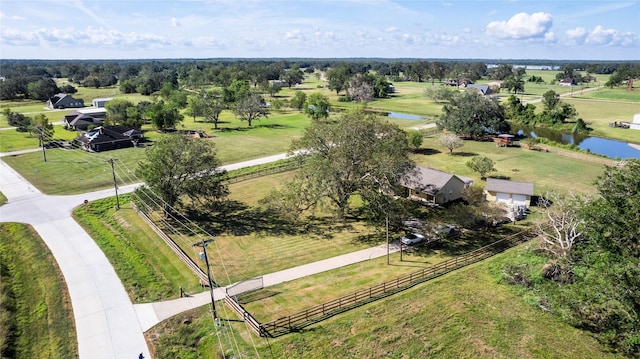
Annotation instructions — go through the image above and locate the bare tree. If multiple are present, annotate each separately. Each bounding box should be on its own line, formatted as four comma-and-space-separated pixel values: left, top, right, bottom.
435, 133, 464, 155
537, 192, 588, 259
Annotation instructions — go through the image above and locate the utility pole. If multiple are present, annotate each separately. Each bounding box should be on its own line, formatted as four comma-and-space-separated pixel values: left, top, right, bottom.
386, 214, 390, 265
192, 238, 219, 325
107, 158, 120, 210
38, 129, 47, 163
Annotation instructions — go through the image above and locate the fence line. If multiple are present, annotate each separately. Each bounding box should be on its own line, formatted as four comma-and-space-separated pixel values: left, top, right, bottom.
225, 160, 303, 185
132, 203, 209, 285
258, 225, 543, 337
223, 295, 264, 337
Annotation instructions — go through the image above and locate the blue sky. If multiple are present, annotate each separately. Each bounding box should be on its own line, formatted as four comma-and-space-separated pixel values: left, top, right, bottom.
1, 0, 638, 60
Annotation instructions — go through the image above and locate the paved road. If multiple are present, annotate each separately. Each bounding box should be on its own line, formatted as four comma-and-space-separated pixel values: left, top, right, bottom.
0, 148, 401, 358
0, 160, 146, 359
135, 241, 401, 331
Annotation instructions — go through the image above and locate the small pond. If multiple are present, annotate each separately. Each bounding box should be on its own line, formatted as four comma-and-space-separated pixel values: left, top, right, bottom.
512, 125, 640, 159
386, 112, 424, 120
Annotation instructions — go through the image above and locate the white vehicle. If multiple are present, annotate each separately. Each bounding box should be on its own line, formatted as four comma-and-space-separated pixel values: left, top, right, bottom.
401, 233, 425, 245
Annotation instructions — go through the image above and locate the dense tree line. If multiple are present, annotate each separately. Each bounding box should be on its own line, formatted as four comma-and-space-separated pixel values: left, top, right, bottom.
1, 59, 636, 101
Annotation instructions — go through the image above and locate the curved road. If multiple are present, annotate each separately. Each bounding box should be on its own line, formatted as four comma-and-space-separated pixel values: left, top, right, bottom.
0, 150, 401, 358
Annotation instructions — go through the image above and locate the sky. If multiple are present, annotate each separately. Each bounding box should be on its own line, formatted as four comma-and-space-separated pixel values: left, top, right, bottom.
1, 0, 639, 60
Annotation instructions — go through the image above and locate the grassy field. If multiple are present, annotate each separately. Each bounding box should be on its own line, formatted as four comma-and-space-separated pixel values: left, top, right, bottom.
0, 124, 79, 152
147, 243, 622, 359
414, 135, 606, 195
0, 223, 78, 358
73, 196, 202, 302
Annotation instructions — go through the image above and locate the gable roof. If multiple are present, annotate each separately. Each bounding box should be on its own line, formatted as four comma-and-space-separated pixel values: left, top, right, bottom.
485, 178, 534, 196
402, 166, 473, 194
466, 84, 490, 95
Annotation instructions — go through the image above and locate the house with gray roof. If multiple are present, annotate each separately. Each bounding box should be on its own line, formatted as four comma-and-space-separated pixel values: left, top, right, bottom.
75, 126, 143, 152
401, 166, 473, 205
484, 178, 534, 207
47, 93, 85, 109
465, 84, 491, 96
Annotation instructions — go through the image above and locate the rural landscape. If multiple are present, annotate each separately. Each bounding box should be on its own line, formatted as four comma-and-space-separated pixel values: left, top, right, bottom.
1, 57, 639, 359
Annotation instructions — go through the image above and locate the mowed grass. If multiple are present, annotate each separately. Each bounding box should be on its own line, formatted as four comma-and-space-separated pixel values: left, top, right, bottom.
414, 135, 605, 195
157, 172, 386, 286
73, 196, 202, 302
0, 125, 79, 152
148, 244, 621, 359
0, 223, 78, 358
241, 228, 508, 321
563, 97, 640, 143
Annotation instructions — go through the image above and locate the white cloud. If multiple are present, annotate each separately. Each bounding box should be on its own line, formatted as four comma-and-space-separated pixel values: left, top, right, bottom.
385, 26, 398, 33
486, 12, 553, 39
586, 25, 616, 45
0, 12, 26, 21
171, 18, 180, 27
284, 29, 305, 41
566, 27, 587, 44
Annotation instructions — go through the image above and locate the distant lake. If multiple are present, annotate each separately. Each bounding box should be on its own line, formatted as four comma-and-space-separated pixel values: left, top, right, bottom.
513, 125, 640, 159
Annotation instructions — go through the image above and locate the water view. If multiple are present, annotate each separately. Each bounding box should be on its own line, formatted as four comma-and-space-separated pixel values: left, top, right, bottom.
513, 125, 640, 159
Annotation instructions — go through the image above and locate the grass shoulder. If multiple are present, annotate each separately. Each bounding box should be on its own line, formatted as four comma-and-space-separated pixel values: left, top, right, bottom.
0, 222, 78, 358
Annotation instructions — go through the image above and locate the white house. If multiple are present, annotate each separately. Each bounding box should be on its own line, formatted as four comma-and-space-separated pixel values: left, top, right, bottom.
484, 178, 534, 207
630, 114, 640, 130
92, 97, 113, 108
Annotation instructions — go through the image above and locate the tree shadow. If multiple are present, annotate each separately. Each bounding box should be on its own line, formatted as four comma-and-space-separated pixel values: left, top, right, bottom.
488, 175, 511, 180
415, 148, 441, 156
183, 200, 343, 238
254, 123, 292, 130
452, 151, 477, 157
218, 127, 250, 132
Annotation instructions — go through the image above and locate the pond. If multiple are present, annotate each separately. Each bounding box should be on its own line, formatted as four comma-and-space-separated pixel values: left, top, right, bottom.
512, 125, 640, 159
386, 112, 424, 120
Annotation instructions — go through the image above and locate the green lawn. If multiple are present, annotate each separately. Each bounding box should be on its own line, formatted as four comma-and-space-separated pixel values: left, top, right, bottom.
414, 135, 605, 195
0, 223, 78, 358
147, 243, 622, 359
0, 125, 79, 152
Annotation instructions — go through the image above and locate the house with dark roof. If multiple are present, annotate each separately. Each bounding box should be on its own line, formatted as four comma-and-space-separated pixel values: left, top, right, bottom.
47, 93, 84, 109
400, 166, 473, 205
75, 126, 144, 152
484, 178, 534, 207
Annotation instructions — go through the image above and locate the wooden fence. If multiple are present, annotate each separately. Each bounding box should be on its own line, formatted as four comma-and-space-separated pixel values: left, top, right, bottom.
258, 226, 543, 337
133, 203, 209, 285
225, 160, 303, 185
223, 295, 265, 337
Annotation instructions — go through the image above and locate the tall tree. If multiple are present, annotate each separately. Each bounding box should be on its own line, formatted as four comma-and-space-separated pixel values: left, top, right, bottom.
31, 113, 54, 146
234, 93, 268, 127
303, 93, 330, 121
438, 91, 508, 137
290, 91, 307, 111
326, 64, 352, 95
148, 100, 183, 131
136, 135, 228, 217
291, 109, 415, 220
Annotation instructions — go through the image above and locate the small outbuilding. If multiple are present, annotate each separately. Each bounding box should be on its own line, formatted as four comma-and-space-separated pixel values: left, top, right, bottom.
630, 114, 640, 130
401, 166, 473, 206
92, 97, 113, 108
484, 178, 534, 207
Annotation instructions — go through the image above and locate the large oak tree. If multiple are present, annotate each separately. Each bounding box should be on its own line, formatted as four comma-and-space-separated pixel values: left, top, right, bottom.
136, 135, 228, 217
291, 109, 415, 220
438, 91, 509, 137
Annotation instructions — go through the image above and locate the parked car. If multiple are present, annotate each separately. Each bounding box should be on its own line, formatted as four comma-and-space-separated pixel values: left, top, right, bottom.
401, 233, 425, 245
434, 224, 458, 238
